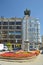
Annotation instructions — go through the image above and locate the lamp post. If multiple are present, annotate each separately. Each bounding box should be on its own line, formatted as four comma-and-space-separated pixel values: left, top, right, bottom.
16, 39, 17, 43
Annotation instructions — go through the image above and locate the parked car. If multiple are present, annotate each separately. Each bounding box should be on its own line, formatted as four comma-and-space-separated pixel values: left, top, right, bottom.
14, 47, 21, 51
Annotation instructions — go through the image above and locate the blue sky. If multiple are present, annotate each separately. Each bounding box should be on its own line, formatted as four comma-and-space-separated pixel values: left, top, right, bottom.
0, 0, 43, 35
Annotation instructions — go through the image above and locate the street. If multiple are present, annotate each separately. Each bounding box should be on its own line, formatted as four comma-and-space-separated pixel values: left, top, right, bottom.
0, 54, 43, 65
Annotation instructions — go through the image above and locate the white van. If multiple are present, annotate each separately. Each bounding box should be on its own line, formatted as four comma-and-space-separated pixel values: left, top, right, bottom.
0, 44, 8, 51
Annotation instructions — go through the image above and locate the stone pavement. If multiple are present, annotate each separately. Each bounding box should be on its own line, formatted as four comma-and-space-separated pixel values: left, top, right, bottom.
0, 54, 43, 65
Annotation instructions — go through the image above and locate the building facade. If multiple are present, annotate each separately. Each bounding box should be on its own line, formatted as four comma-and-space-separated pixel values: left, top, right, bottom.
41, 35, 43, 47
0, 9, 41, 50
22, 9, 41, 50
0, 17, 22, 49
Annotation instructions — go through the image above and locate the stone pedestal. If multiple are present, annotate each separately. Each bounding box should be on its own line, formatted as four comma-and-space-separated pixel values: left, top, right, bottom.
23, 40, 30, 52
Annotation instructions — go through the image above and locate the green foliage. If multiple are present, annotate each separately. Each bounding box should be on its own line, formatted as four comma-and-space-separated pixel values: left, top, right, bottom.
6, 42, 12, 51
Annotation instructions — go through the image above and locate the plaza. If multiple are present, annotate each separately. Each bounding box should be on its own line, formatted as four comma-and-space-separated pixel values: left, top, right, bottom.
0, 54, 43, 65
0, 9, 41, 51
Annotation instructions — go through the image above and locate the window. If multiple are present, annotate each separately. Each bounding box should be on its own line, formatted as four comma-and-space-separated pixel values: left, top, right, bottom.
9, 22, 15, 25
30, 46, 33, 48
16, 26, 21, 29
9, 35, 14, 38
0, 22, 1, 25
17, 40, 22, 43
15, 31, 21, 35
28, 28, 32, 31
2, 35, 7, 38
9, 31, 15, 35
2, 31, 8, 34
0, 26, 1, 29
29, 28, 35, 32
15, 35, 21, 38
3, 22, 8, 25
3, 26, 8, 29
9, 26, 14, 29
30, 24, 31, 27
16, 31, 21, 33
16, 22, 21, 25
30, 43, 33, 45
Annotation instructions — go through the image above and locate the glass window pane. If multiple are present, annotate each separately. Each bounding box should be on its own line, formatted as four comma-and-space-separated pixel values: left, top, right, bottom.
16, 26, 21, 29
3, 26, 8, 29
0, 26, 1, 29
9, 26, 14, 29
3, 22, 8, 25
16, 22, 21, 25
0, 22, 1, 25
9, 22, 15, 25
15, 35, 21, 38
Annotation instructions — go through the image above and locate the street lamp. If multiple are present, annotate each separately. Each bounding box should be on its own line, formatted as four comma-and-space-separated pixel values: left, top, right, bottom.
16, 39, 17, 43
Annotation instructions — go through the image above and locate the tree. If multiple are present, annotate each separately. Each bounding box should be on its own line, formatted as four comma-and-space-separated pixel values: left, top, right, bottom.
6, 42, 12, 51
